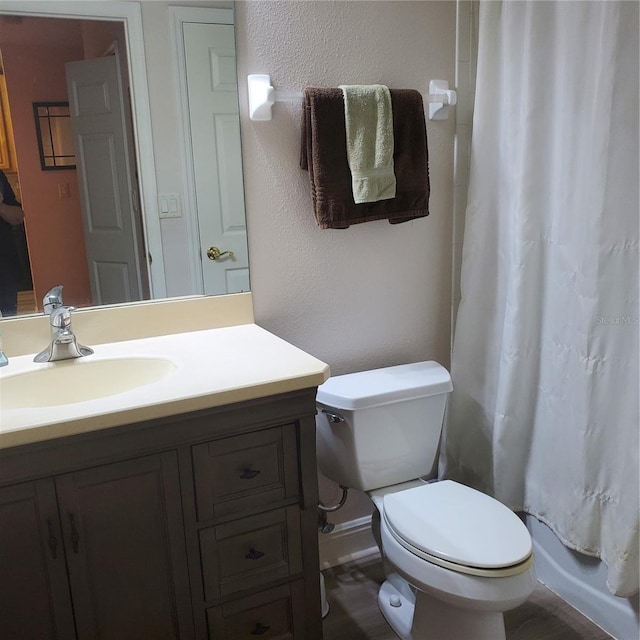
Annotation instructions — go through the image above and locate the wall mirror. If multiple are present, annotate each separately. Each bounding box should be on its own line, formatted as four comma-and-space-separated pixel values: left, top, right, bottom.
0, 1, 248, 317
33, 101, 76, 170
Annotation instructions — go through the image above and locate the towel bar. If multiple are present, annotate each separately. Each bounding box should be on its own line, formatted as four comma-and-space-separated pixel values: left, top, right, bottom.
247, 74, 457, 122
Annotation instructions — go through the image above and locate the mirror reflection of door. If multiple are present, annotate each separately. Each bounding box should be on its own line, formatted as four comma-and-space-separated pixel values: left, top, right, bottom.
66, 53, 149, 306
0, 16, 151, 312
183, 21, 249, 296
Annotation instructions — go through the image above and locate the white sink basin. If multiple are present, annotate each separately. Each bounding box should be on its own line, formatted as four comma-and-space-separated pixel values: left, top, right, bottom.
1, 357, 177, 410
0, 324, 330, 450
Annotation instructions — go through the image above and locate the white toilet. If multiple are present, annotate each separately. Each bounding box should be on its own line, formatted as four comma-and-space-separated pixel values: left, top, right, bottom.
316, 361, 536, 640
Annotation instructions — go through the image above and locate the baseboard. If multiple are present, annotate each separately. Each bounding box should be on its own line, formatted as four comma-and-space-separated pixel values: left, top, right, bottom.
318, 515, 379, 569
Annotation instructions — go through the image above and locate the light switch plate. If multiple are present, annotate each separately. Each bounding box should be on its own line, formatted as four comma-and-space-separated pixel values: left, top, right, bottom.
158, 193, 182, 219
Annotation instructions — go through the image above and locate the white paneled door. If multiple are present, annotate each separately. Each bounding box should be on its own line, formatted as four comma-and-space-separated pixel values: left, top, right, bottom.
66, 54, 145, 305
183, 22, 249, 295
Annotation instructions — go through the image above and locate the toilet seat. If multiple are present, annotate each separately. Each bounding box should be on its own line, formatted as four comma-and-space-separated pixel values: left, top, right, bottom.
382, 480, 533, 577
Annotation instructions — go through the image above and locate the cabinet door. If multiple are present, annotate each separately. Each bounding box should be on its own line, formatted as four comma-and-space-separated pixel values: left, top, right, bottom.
55, 452, 193, 640
0, 480, 76, 639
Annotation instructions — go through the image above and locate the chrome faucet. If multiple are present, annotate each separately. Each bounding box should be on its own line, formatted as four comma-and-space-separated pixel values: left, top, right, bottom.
34, 286, 94, 363
43, 284, 64, 315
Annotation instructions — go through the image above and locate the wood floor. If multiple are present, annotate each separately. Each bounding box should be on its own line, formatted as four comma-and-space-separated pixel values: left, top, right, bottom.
322, 555, 613, 640
16, 289, 36, 315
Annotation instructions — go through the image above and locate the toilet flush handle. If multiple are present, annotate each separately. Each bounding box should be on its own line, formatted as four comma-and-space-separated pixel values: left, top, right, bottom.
321, 409, 345, 424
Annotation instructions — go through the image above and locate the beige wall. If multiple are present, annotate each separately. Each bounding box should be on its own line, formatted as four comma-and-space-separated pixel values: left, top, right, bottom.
235, 0, 456, 522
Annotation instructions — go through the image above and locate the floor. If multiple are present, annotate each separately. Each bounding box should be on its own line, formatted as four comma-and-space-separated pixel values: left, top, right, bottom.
322, 556, 614, 640
16, 290, 36, 315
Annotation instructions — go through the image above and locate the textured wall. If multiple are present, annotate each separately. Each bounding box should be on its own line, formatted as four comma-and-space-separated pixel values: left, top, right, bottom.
235, 1, 456, 522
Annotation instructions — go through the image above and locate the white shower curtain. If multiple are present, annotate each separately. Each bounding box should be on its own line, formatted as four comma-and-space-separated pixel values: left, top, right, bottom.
444, 1, 639, 596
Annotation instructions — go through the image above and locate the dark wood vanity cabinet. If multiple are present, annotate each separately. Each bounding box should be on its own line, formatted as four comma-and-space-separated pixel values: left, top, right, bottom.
0, 480, 76, 640
0, 453, 193, 640
0, 389, 323, 640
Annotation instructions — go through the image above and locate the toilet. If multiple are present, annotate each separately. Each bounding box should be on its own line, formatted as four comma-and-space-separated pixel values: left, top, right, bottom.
315, 361, 536, 640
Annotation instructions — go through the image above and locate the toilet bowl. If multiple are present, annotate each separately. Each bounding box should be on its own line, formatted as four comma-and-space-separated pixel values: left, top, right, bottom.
315, 362, 536, 639
372, 481, 536, 639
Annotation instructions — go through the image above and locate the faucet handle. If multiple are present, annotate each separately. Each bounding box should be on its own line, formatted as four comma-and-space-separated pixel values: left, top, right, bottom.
43, 285, 64, 315
50, 305, 75, 329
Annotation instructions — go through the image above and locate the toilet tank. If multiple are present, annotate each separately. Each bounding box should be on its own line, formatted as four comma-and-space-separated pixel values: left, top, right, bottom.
315, 361, 453, 492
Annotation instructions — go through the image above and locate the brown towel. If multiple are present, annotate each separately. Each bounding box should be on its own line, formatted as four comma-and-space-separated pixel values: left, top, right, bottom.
301, 87, 429, 229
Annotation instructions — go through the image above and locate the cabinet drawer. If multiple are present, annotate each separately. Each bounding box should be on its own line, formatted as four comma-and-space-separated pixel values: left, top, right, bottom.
200, 506, 302, 601
193, 426, 299, 521
206, 581, 305, 640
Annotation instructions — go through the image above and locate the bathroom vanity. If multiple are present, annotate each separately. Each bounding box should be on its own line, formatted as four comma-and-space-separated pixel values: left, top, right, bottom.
0, 309, 328, 640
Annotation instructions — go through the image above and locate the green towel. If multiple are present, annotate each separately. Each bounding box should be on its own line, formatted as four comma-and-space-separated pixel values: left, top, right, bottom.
339, 85, 396, 204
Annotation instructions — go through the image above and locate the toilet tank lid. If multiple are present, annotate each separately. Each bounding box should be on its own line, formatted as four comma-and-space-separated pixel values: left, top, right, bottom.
316, 361, 453, 410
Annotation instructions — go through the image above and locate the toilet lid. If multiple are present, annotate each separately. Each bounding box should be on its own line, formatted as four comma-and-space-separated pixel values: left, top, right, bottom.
383, 481, 532, 569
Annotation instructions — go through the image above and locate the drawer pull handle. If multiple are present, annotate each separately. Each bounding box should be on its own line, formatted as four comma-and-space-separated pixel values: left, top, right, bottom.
251, 622, 270, 635
47, 519, 58, 559
69, 513, 80, 554
245, 547, 265, 560
240, 468, 260, 480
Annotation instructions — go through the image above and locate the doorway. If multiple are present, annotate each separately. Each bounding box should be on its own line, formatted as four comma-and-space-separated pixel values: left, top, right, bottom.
0, 14, 149, 312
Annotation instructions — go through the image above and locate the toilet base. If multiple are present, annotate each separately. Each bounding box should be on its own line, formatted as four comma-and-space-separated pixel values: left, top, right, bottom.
378, 576, 415, 639
378, 575, 506, 640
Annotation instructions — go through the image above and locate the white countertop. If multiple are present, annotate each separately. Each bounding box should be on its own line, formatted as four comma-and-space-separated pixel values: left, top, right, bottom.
0, 324, 329, 449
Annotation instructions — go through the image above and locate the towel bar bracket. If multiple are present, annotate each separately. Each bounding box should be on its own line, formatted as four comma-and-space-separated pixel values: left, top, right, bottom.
247, 74, 275, 121
247, 74, 457, 121
428, 79, 457, 120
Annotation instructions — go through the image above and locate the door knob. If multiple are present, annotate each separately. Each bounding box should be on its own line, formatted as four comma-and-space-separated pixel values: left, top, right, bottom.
207, 246, 234, 261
